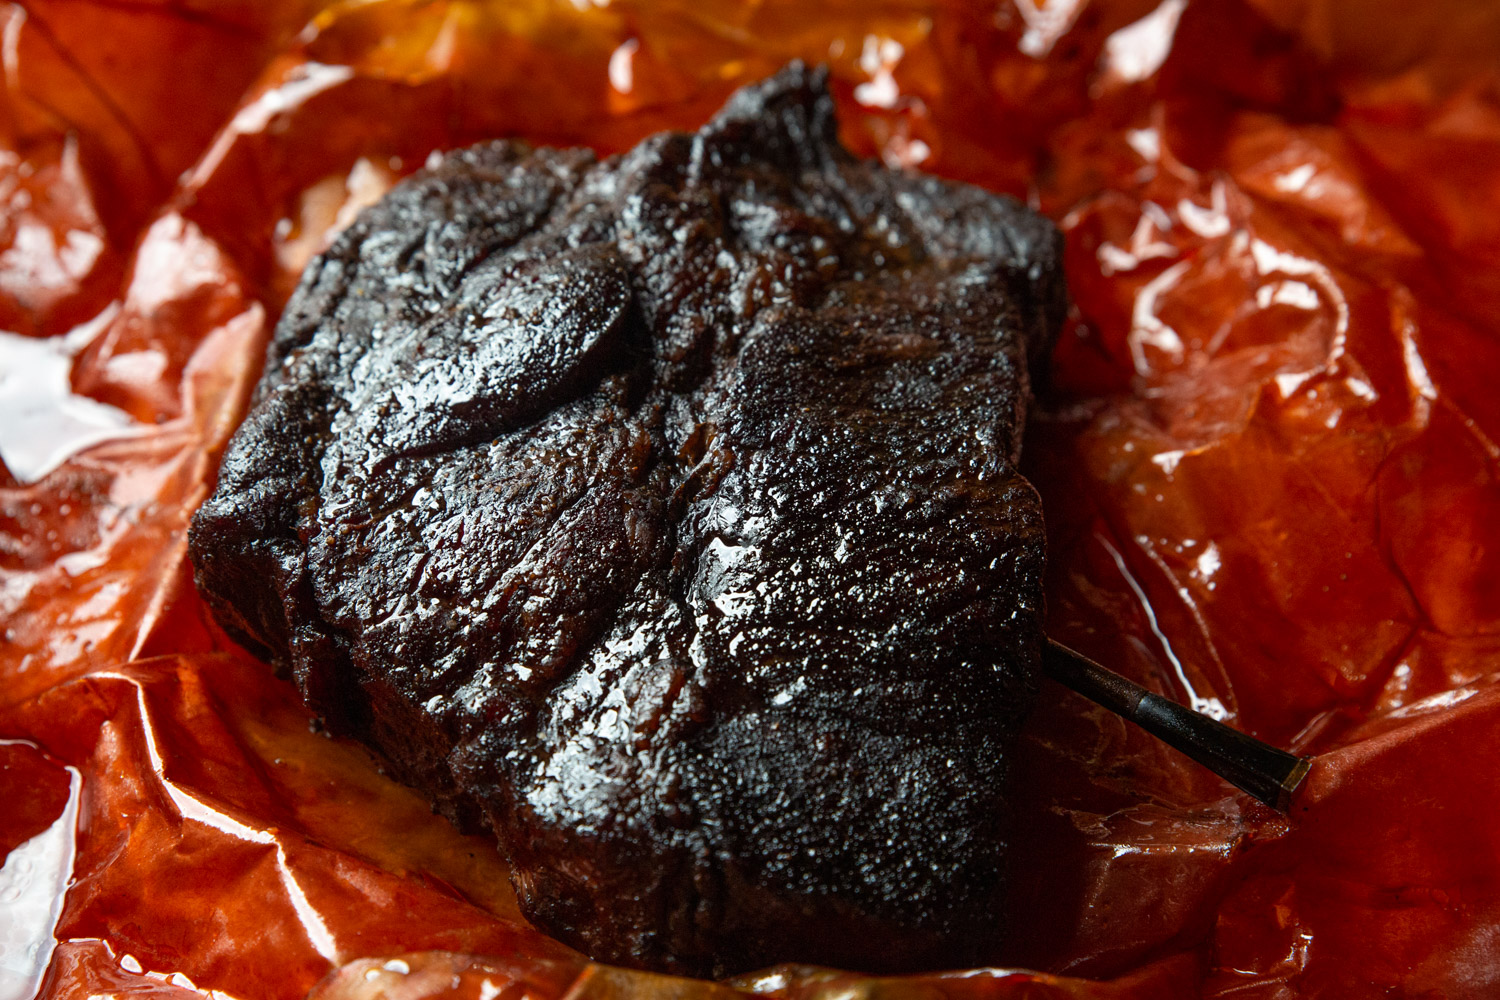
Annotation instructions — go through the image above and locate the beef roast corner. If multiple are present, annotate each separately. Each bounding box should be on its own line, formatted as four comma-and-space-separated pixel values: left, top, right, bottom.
189, 64, 1067, 976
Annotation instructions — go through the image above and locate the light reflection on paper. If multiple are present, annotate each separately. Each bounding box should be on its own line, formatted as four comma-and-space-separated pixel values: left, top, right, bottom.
128, 677, 343, 965
0, 309, 142, 484
0, 751, 80, 1000
1100, 534, 1228, 721
1099, 0, 1188, 85
1013, 0, 1086, 58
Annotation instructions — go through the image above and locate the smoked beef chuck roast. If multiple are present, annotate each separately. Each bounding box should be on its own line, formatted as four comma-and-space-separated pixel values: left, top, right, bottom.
190, 64, 1066, 976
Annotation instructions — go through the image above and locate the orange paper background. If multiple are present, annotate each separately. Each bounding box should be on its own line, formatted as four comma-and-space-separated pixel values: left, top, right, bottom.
2, 2, 1499, 998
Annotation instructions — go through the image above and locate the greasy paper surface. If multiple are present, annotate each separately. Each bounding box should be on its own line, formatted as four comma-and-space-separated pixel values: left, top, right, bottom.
1, 1, 1498, 998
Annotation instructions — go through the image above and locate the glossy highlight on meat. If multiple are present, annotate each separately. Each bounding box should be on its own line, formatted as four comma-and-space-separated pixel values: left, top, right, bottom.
188, 64, 1065, 975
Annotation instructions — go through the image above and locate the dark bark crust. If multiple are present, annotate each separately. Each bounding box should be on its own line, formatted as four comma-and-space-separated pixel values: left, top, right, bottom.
189, 64, 1066, 977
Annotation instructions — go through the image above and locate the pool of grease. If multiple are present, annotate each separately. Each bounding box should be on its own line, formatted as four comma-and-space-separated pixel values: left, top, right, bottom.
1, 1, 1499, 998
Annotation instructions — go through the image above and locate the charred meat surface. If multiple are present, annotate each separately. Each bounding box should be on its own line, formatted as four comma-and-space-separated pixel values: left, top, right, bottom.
189, 64, 1066, 976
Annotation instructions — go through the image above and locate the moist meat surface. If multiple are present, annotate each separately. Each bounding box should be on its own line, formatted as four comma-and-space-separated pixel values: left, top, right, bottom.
189, 64, 1065, 976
